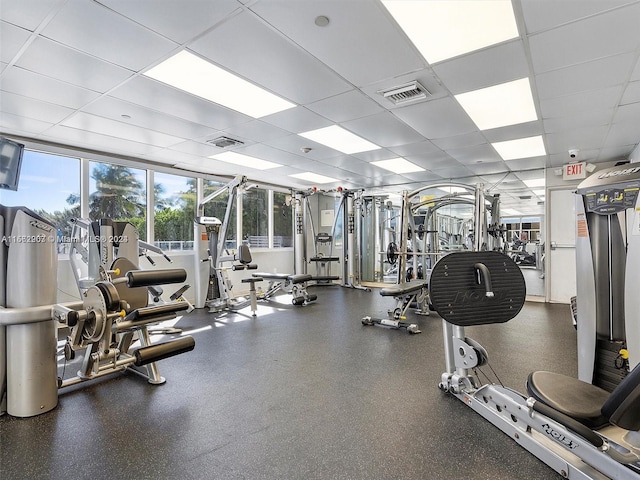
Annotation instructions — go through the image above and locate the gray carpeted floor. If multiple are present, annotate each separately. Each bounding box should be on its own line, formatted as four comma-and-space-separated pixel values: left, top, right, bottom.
0, 287, 578, 479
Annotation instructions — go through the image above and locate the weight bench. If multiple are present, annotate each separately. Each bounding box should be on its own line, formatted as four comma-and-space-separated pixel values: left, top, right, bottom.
361, 279, 429, 334
251, 272, 317, 305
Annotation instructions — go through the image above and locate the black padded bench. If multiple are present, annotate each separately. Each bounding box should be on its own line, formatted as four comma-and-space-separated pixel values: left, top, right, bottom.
362, 280, 429, 334
251, 272, 317, 305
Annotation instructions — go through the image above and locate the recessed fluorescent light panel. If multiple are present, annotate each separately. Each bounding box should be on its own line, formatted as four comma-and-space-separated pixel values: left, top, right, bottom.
289, 172, 338, 184
298, 125, 380, 154
144, 50, 295, 118
492, 135, 546, 160
502, 208, 522, 216
382, 0, 518, 64
523, 178, 545, 188
455, 78, 538, 130
210, 151, 280, 170
371, 158, 424, 173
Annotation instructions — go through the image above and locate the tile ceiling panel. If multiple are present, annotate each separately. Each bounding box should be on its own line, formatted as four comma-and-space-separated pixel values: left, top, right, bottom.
306, 90, 384, 123
352, 148, 397, 162
0, 90, 73, 124
543, 108, 613, 133
0, 21, 32, 63
249, 0, 425, 86
481, 121, 543, 144
0, 0, 64, 32
534, 52, 636, 100
527, 2, 640, 74
342, 112, 424, 148
467, 161, 510, 176
40, 0, 177, 71
431, 132, 486, 150
0, 111, 53, 135
15, 37, 133, 93
233, 143, 305, 167
545, 125, 610, 153
407, 152, 458, 171
620, 81, 640, 105
60, 112, 185, 147
222, 120, 290, 144
538, 85, 623, 119
612, 101, 640, 124
387, 141, 443, 157
444, 143, 503, 165
431, 164, 474, 179
96, 0, 242, 44
261, 107, 332, 134
505, 156, 550, 171
315, 156, 382, 177
604, 122, 640, 148
1, 66, 100, 109
169, 140, 228, 158
393, 97, 478, 139
433, 40, 529, 94
188, 10, 351, 105
81, 96, 218, 139
264, 133, 342, 161
109, 76, 251, 130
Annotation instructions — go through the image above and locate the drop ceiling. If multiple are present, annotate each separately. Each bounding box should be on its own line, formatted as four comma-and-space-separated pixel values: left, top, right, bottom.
1, 0, 640, 216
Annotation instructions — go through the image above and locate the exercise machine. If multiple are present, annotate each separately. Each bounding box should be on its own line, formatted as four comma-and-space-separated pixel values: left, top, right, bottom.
431, 250, 640, 479
196, 176, 314, 315
575, 162, 640, 392
361, 280, 427, 334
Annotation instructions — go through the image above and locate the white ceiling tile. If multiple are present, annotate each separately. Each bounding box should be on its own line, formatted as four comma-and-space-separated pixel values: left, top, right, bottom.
234, 143, 305, 167
406, 152, 458, 171
597, 144, 637, 161
169, 140, 224, 158
250, 1, 425, 86
400, 171, 444, 183
0, 90, 74, 123
539, 85, 623, 118
433, 40, 529, 94
545, 125, 609, 153
481, 121, 543, 143
262, 107, 332, 134
61, 112, 185, 147
342, 112, 423, 147
81, 96, 218, 139
621, 80, 640, 105
535, 52, 636, 100
604, 121, 640, 148
0, 21, 32, 63
96, 0, 241, 44
1, 66, 100, 108
387, 141, 442, 157
0, 111, 54, 134
466, 161, 510, 175
223, 120, 290, 144
528, 3, 640, 73
431, 164, 474, 179
431, 132, 486, 150
444, 143, 503, 165
264, 133, 341, 160
15, 37, 134, 93
614, 98, 640, 124
351, 148, 398, 162
43, 124, 166, 156
40, 0, 177, 70
521, 0, 638, 34
0, 0, 65, 32
188, 11, 351, 105
307, 90, 384, 123
394, 97, 478, 139
543, 108, 613, 133
505, 156, 549, 171
109, 76, 251, 130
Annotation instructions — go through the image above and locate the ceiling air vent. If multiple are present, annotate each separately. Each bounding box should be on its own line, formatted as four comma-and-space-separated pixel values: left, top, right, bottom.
207, 136, 244, 148
379, 81, 430, 105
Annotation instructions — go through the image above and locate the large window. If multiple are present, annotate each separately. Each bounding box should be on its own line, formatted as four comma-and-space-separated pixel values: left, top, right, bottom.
273, 191, 292, 247
154, 172, 195, 251
89, 162, 147, 241
203, 179, 236, 249
242, 187, 268, 247
0, 149, 80, 251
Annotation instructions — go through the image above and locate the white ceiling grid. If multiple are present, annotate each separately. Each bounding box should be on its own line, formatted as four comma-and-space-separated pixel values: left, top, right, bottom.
0, 0, 639, 215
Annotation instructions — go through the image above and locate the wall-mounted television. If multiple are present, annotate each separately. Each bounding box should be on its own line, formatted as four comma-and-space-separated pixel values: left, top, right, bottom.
0, 137, 25, 191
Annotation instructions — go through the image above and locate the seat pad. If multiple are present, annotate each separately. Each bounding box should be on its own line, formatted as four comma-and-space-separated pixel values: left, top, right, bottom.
526, 370, 610, 429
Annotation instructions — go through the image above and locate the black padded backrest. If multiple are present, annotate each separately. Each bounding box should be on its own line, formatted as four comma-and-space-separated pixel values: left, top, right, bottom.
238, 244, 252, 264
601, 362, 640, 430
429, 251, 526, 326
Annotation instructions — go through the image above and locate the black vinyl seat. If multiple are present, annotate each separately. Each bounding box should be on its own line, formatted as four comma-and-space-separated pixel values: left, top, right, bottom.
526, 363, 640, 431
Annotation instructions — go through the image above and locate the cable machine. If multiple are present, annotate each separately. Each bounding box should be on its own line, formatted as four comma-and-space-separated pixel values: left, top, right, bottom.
575, 163, 640, 391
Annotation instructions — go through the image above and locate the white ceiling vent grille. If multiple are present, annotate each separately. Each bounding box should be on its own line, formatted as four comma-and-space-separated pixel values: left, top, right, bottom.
379, 81, 430, 105
207, 136, 244, 148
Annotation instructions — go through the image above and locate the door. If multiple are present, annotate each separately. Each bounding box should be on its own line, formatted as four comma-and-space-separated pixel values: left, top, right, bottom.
547, 188, 577, 303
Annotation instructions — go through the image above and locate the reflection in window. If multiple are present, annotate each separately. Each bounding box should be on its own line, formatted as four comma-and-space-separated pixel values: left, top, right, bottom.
203, 179, 236, 249
242, 188, 268, 248
154, 172, 195, 251
0, 149, 80, 252
273, 191, 292, 248
89, 162, 147, 241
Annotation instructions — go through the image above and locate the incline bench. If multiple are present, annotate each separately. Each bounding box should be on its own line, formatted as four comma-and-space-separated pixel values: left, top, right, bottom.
362, 279, 429, 334
251, 272, 317, 305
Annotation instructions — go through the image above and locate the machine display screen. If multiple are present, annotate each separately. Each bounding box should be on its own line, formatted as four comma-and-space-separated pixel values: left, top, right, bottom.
584, 187, 640, 214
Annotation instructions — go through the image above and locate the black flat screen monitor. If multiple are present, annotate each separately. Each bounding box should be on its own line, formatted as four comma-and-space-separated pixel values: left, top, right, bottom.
0, 137, 24, 191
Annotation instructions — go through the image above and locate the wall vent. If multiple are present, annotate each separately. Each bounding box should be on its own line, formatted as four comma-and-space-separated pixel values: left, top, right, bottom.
207, 136, 244, 148
379, 81, 430, 105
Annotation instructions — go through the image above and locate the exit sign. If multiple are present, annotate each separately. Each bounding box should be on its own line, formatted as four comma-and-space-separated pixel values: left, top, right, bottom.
563, 162, 586, 180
